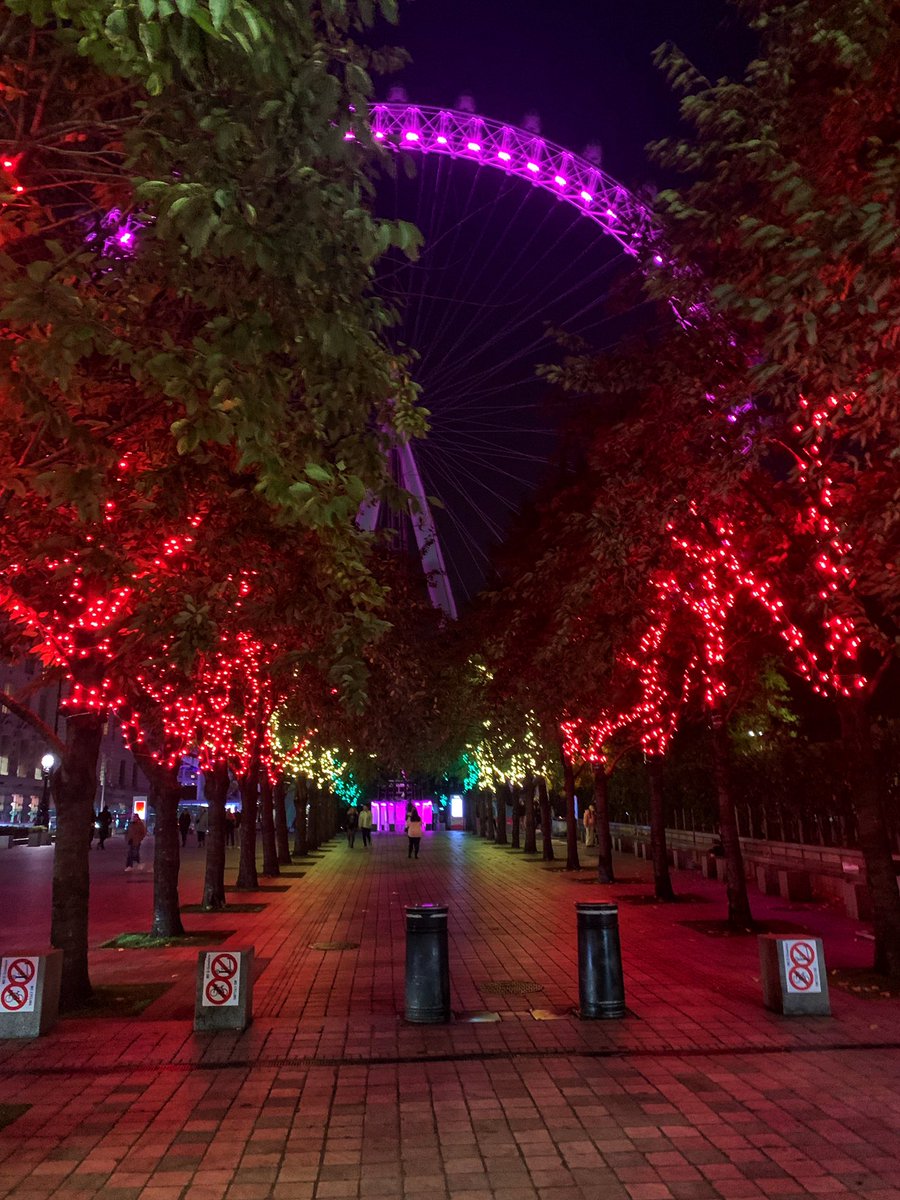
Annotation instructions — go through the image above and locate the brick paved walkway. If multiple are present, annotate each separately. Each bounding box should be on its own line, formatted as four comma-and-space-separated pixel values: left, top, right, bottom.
1, 829, 899, 1199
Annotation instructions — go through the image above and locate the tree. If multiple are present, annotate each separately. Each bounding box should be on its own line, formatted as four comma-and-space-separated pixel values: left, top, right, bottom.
648, 0, 900, 971
0, 0, 424, 1005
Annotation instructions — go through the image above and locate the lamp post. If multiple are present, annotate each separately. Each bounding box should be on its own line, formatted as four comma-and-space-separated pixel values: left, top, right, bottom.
37, 752, 56, 829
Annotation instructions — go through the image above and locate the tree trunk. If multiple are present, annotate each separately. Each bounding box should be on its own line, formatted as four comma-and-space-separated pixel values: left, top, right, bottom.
307, 783, 319, 851
538, 776, 554, 862
202, 762, 229, 910
511, 783, 521, 849
494, 783, 508, 845
51, 710, 104, 1010
150, 770, 184, 937
464, 792, 476, 833
839, 697, 900, 977
292, 775, 309, 856
478, 793, 488, 837
647, 756, 675, 902
236, 758, 260, 890
593, 765, 614, 884
260, 773, 279, 877
562, 750, 580, 871
710, 712, 753, 927
273, 776, 292, 865
522, 773, 537, 854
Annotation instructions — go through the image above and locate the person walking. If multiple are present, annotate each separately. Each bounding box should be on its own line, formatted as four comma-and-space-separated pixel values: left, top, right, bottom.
346, 805, 359, 848
406, 806, 423, 859
194, 807, 208, 849
178, 808, 191, 848
358, 803, 373, 848
225, 811, 236, 847
97, 805, 113, 849
125, 812, 146, 872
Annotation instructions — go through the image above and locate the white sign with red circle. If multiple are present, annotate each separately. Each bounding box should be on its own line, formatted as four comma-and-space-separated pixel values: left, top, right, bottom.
0, 957, 38, 1013
782, 939, 821, 994
201, 951, 240, 1007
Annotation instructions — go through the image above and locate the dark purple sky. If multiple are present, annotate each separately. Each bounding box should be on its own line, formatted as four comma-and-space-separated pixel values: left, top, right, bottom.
371, 2, 757, 603
387, 0, 755, 189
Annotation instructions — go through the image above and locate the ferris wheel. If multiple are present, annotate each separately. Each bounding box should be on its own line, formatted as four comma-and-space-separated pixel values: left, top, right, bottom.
360, 98, 657, 617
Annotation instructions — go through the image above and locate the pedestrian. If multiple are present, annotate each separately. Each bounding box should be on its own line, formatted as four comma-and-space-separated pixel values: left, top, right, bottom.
358, 803, 373, 848
225, 811, 236, 847
583, 803, 597, 848
178, 808, 191, 848
346, 805, 359, 848
89, 810, 99, 848
194, 807, 208, 849
406, 806, 423, 859
125, 812, 146, 872
97, 805, 113, 850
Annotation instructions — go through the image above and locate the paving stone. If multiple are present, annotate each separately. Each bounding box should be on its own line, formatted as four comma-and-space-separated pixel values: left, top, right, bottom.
0, 834, 899, 1200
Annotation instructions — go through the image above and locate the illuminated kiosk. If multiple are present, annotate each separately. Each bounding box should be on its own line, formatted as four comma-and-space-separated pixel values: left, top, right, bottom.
370, 798, 434, 833
358, 100, 656, 619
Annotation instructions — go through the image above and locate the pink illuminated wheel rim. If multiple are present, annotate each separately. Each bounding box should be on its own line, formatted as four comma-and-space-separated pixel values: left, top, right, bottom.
364, 103, 655, 614
370, 103, 657, 259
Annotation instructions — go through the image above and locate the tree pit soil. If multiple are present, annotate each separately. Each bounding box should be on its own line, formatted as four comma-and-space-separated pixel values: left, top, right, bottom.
181, 903, 266, 913
100, 931, 236, 949
60, 982, 173, 1018
827, 968, 900, 999
678, 918, 810, 937
0, 1105, 29, 1131
225, 884, 289, 893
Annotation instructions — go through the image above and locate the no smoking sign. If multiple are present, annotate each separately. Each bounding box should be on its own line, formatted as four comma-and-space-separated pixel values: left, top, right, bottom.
781, 939, 822, 994
201, 951, 240, 1008
0, 957, 38, 1013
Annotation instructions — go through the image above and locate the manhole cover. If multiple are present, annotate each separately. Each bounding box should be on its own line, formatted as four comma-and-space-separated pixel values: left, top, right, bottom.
309, 941, 359, 951
480, 980, 543, 995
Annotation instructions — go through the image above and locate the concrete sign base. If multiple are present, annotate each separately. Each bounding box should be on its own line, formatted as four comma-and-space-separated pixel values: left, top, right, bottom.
194, 947, 254, 1032
0, 949, 63, 1038
758, 934, 831, 1016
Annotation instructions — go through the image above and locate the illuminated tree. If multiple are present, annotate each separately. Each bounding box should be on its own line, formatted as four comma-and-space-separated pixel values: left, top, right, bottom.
648, 0, 900, 972
0, 0, 422, 1003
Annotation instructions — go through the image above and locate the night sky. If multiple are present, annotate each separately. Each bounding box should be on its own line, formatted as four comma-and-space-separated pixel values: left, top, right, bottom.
387, 1, 755, 188
369, 2, 757, 605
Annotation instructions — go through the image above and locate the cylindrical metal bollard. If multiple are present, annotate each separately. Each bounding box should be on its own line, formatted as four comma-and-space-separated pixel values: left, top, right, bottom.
576, 901, 626, 1019
405, 904, 450, 1023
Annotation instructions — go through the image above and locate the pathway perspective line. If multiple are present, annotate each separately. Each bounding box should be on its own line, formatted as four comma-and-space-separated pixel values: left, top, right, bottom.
4, 1040, 900, 1078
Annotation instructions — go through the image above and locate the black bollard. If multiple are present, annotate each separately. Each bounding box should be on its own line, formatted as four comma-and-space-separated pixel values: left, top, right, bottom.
576, 901, 626, 1019
405, 904, 450, 1023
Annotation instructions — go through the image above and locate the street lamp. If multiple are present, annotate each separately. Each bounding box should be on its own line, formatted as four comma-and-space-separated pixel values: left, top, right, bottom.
37, 752, 56, 829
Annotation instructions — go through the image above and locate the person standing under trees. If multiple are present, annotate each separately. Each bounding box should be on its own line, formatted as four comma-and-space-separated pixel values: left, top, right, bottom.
97, 806, 112, 850
225, 811, 236, 848
178, 809, 191, 848
346, 805, 359, 848
125, 812, 146, 872
406, 806, 423, 860
194, 807, 208, 849
358, 803, 373, 848
583, 804, 597, 848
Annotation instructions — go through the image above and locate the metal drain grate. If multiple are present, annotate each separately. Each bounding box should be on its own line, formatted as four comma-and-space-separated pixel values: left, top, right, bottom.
309, 941, 359, 951
480, 980, 543, 995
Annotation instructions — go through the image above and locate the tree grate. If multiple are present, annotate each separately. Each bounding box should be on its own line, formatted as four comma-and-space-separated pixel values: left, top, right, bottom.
309, 941, 359, 952
480, 980, 543, 995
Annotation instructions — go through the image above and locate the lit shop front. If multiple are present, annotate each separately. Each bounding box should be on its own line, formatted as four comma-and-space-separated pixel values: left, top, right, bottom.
370, 800, 434, 832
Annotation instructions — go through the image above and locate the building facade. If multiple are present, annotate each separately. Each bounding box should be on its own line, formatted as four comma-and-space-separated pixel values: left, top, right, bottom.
0, 658, 149, 827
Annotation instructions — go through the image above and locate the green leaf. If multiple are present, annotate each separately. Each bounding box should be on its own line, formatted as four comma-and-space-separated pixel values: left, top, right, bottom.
209, 0, 230, 29
305, 463, 332, 484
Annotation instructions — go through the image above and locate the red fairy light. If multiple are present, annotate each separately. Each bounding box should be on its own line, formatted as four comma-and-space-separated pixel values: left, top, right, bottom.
568, 391, 868, 757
